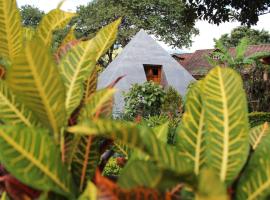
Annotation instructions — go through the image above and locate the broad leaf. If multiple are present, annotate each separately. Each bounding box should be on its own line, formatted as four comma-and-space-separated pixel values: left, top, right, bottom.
84, 67, 98, 103
236, 134, 270, 200
196, 168, 228, 200
0, 125, 74, 197
0, 0, 22, 59
7, 38, 66, 141
68, 120, 193, 175
78, 181, 98, 200
36, 9, 76, 45
153, 122, 169, 143
118, 160, 180, 191
203, 67, 250, 183
59, 19, 121, 117
22, 27, 36, 42
60, 25, 76, 47
0, 81, 39, 127
79, 88, 115, 120
118, 160, 162, 189
71, 136, 101, 192
176, 81, 206, 175
249, 122, 269, 150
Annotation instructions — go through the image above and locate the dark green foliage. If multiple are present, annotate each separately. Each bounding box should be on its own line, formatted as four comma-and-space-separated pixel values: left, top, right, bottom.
186, 0, 270, 25
161, 86, 182, 117
214, 26, 270, 48
248, 112, 270, 127
20, 5, 44, 27
123, 81, 165, 119
75, 0, 198, 48
208, 38, 270, 112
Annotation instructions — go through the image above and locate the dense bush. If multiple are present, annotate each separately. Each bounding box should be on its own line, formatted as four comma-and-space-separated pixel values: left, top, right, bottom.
249, 112, 270, 127
123, 82, 183, 119
161, 86, 183, 117
123, 81, 165, 118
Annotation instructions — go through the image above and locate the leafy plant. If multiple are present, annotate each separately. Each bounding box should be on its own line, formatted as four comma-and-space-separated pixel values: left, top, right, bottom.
123, 81, 165, 119
69, 66, 270, 199
0, 0, 121, 198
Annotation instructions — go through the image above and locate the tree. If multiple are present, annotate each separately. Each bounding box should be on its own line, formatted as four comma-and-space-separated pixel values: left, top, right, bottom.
208, 38, 270, 112
75, 0, 199, 49
185, 0, 270, 25
214, 26, 270, 48
20, 5, 45, 27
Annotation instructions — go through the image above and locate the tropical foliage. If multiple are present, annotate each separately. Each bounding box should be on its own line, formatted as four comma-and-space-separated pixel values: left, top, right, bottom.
123, 81, 165, 119
0, 0, 121, 198
69, 66, 270, 199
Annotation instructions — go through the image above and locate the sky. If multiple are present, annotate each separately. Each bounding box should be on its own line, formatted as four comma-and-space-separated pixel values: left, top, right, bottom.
17, 0, 270, 53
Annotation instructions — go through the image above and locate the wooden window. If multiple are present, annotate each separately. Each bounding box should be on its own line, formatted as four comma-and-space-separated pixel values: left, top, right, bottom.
143, 64, 162, 84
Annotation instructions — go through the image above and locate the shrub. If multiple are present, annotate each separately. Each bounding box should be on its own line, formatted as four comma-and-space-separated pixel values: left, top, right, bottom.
248, 112, 270, 127
123, 81, 165, 118
161, 86, 182, 117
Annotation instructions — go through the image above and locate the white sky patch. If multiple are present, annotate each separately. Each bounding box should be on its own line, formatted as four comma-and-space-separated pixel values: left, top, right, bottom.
17, 0, 270, 52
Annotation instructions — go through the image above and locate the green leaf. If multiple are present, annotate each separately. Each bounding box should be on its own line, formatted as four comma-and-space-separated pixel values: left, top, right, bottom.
0, 0, 23, 59
68, 120, 193, 175
0, 125, 75, 197
203, 67, 250, 183
36, 9, 76, 45
153, 122, 169, 143
118, 160, 163, 189
22, 27, 36, 42
0, 192, 10, 200
60, 25, 76, 47
249, 122, 269, 150
195, 168, 228, 200
6, 38, 66, 141
59, 19, 121, 117
79, 88, 115, 120
236, 134, 270, 200
71, 136, 100, 192
0, 80, 39, 127
176, 81, 206, 175
78, 181, 98, 200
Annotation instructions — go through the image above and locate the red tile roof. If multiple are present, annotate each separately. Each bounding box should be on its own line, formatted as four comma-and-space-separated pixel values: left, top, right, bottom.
174, 44, 270, 75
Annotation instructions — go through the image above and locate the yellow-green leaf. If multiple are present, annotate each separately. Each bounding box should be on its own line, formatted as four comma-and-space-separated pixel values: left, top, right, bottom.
0, 125, 75, 197
236, 134, 270, 200
59, 19, 120, 117
6, 38, 66, 141
0, 80, 39, 127
249, 122, 269, 150
68, 120, 193, 175
78, 181, 98, 200
22, 27, 36, 42
203, 67, 250, 183
176, 81, 206, 175
0, 0, 23, 59
79, 88, 115, 120
36, 9, 76, 45
60, 25, 76, 47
